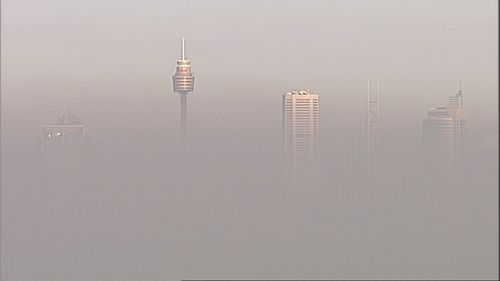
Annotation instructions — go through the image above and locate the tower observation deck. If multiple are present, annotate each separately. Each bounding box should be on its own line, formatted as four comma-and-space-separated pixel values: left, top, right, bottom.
172, 38, 195, 144
173, 38, 195, 93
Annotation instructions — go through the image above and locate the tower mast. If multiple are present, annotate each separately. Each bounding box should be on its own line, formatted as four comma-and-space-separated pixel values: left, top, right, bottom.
172, 38, 195, 146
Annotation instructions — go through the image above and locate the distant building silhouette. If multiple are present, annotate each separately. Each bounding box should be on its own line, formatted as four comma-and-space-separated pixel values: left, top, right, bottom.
41, 111, 91, 189
282, 90, 319, 188
423, 82, 465, 166
348, 78, 381, 187
365, 78, 380, 168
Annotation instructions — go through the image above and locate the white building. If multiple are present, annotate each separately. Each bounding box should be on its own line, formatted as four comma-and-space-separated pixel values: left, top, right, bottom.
282, 90, 319, 188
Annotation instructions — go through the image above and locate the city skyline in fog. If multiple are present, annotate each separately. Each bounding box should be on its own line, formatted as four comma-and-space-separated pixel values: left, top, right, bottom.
2, 0, 497, 146
1, 1, 498, 280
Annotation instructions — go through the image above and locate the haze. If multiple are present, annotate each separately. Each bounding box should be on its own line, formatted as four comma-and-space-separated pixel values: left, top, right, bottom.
1, 0, 498, 280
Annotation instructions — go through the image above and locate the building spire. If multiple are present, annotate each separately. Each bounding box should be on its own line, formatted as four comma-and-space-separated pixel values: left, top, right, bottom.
458, 79, 463, 96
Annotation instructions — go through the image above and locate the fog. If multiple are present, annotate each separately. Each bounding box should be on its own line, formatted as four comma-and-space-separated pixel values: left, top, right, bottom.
1, 0, 498, 280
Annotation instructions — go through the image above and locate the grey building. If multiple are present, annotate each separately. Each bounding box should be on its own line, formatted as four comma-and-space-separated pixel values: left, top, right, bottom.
41, 111, 91, 189
423, 83, 465, 164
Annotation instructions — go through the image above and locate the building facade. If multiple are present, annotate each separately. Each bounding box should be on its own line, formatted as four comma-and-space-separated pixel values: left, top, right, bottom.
282, 90, 319, 188
423, 85, 465, 164
41, 111, 91, 189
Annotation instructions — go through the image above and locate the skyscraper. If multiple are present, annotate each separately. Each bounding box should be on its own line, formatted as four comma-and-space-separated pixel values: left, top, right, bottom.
172, 38, 195, 144
365, 78, 380, 164
423, 82, 465, 164
282, 90, 319, 188
349, 78, 381, 185
41, 111, 91, 189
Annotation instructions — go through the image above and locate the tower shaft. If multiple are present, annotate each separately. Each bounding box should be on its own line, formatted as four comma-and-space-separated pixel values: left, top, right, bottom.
180, 93, 187, 144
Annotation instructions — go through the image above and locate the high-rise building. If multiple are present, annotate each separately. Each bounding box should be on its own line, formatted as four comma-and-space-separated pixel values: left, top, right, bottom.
365, 78, 380, 163
349, 78, 381, 185
423, 82, 465, 163
41, 111, 91, 188
282, 90, 319, 187
172, 38, 195, 144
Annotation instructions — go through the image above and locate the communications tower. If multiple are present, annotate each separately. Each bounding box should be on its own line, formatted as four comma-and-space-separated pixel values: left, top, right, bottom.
172, 38, 195, 144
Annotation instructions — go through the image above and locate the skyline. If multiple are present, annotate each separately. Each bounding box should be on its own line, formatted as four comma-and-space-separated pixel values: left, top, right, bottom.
3, 1, 496, 142
1, 1, 497, 280
31, 35, 480, 190
32, 76, 475, 157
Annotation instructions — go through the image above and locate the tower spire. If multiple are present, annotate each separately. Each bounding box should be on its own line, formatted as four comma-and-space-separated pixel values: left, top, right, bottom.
458, 79, 463, 96
181, 38, 186, 60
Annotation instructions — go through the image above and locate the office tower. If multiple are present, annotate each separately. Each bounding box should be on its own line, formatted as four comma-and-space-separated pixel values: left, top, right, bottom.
349, 78, 381, 182
365, 78, 380, 163
41, 111, 91, 189
423, 82, 466, 163
283, 90, 319, 188
172, 38, 195, 144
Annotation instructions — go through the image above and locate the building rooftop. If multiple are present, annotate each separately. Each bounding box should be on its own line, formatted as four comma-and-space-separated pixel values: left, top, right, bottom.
53, 111, 84, 125
284, 90, 317, 96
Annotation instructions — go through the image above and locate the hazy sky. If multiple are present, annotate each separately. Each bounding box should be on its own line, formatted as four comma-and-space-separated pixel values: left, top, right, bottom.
2, 0, 498, 146
1, 1, 498, 280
